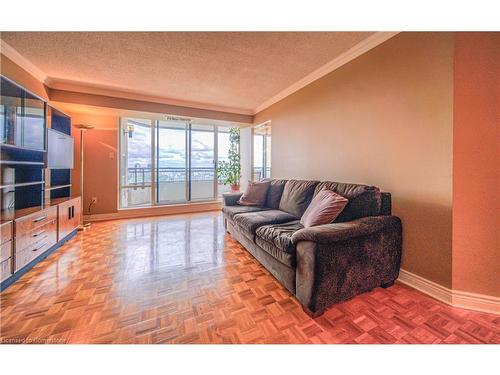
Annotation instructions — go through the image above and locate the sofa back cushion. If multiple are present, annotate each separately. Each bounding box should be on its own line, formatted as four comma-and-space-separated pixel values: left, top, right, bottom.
262, 179, 287, 209
279, 180, 319, 218
314, 181, 381, 222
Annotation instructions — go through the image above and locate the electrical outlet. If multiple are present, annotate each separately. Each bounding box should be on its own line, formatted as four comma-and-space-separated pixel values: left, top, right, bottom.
91, 197, 98, 203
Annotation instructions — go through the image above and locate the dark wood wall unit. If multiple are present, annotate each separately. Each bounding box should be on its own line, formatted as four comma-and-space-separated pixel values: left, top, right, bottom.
57, 196, 81, 241
46, 106, 72, 200
1, 76, 47, 211
0, 76, 79, 291
50, 107, 71, 135
0, 146, 45, 164
0, 221, 13, 283
50, 169, 71, 199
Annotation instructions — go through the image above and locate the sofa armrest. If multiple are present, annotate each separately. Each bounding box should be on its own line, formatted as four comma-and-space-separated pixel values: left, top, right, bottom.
222, 192, 243, 206
292, 216, 399, 245
294, 215, 402, 315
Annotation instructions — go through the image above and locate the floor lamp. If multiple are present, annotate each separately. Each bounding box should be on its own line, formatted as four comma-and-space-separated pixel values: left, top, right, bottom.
74, 124, 95, 230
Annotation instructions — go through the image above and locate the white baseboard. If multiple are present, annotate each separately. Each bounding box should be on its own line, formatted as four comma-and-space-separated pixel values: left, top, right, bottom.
84, 201, 222, 222
398, 269, 453, 305
452, 290, 500, 315
398, 269, 500, 315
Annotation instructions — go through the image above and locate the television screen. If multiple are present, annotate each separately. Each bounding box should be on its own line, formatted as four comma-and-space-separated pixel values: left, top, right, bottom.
47, 129, 74, 169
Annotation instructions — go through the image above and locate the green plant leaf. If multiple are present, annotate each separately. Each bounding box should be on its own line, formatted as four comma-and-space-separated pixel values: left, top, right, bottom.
216, 127, 241, 185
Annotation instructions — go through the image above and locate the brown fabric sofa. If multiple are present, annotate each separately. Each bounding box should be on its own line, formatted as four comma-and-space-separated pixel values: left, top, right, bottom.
222, 179, 402, 316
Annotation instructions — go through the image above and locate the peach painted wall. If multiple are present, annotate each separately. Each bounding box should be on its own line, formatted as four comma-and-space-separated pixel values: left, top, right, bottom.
452, 33, 500, 297
70, 113, 119, 216
254, 32, 455, 288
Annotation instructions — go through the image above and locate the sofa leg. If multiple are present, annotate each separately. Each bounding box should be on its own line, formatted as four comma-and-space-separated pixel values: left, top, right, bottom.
302, 306, 325, 318
381, 280, 395, 289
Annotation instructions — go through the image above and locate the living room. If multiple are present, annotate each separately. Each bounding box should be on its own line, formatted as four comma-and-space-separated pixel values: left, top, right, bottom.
0, 1, 498, 374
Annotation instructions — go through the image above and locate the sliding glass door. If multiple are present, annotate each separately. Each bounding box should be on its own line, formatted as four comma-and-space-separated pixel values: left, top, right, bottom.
156, 119, 188, 204
119, 117, 236, 209
119, 118, 153, 208
253, 123, 271, 181
190, 124, 215, 201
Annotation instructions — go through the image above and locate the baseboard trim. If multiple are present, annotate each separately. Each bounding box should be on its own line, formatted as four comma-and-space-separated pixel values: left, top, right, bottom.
398, 269, 499, 315
452, 290, 500, 315
398, 269, 453, 305
84, 201, 222, 222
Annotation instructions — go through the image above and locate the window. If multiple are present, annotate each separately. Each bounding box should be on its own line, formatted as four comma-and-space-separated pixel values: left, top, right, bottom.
253, 122, 271, 180
119, 117, 238, 209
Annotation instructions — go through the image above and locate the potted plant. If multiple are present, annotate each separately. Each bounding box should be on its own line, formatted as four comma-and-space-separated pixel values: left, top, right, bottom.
217, 127, 241, 192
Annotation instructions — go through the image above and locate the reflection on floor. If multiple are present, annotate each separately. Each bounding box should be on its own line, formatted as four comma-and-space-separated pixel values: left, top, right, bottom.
1, 211, 498, 344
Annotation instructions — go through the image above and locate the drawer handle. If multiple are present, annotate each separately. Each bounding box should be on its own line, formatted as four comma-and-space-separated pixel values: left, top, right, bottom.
32, 242, 47, 252
32, 230, 46, 238
33, 215, 48, 223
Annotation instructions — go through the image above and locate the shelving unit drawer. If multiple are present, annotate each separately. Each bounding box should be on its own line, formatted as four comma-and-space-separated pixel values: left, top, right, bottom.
15, 206, 57, 235
1, 222, 13, 244
1, 257, 12, 282
15, 219, 57, 253
14, 232, 57, 272
1, 241, 12, 262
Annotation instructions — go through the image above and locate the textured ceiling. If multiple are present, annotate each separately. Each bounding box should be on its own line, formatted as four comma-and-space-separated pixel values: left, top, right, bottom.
2, 32, 374, 113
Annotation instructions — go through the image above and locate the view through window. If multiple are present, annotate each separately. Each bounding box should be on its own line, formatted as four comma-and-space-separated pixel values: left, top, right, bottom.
253, 122, 271, 181
119, 117, 236, 208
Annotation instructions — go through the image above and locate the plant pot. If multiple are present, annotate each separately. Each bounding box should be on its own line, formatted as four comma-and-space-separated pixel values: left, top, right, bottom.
230, 184, 240, 193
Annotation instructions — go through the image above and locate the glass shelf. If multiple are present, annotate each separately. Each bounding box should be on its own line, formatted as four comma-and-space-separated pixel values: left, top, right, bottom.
0, 181, 45, 189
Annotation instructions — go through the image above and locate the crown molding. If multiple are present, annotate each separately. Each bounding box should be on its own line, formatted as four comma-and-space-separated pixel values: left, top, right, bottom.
398, 269, 500, 315
253, 31, 400, 114
0, 40, 48, 83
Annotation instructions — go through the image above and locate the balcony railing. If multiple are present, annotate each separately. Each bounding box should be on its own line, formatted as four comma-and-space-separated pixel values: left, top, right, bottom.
253, 167, 271, 181
122, 166, 230, 207
126, 166, 220, 187
126, 166, 272, 188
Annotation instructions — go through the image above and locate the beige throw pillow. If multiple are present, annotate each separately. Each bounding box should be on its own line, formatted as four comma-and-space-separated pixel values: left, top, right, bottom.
300, 189, 349, 227
238, 181, 271, 206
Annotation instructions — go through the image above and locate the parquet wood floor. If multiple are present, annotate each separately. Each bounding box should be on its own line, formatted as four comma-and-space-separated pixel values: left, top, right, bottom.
1, 212, 498, 344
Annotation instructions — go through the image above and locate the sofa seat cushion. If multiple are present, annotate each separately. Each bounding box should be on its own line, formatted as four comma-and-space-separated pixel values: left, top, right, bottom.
254, 221, 303, 267
232, 209, 298, 236
279, 180, 319, 218
222, 205, 269, 221
255, 220, 303, 253
314, 181, 381, 222
255, 237, 296, 267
